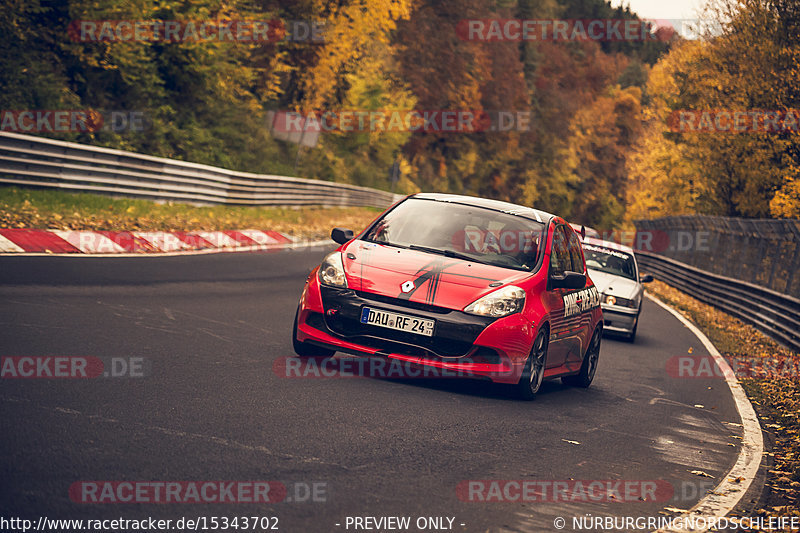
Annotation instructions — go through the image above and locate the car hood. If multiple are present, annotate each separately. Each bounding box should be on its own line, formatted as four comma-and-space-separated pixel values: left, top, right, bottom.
587, 269, 640, 299
341, 241, 530, 310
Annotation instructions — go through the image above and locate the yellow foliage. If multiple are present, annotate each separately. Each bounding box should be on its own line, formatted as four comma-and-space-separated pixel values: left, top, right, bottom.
626, 0, 800, 219
301, 0, 412, 110
771, 172, 800, 218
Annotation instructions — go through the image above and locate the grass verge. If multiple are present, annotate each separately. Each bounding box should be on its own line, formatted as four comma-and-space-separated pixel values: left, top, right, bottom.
0, 187, 382, 239
647, 280, 800, 526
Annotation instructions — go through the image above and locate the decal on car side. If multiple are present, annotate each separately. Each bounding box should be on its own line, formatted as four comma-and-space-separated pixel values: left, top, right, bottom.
563, 286, 600, 317
583, 243, 631, 260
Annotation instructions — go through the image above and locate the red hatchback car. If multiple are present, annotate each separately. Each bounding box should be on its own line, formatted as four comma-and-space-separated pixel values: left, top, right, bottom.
293, 193, 603, 399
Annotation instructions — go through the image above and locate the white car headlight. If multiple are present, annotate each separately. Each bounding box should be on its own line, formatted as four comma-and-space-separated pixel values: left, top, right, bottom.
318, 251, 348, 288
464, 286, 526, 318
603, 294, 636, 308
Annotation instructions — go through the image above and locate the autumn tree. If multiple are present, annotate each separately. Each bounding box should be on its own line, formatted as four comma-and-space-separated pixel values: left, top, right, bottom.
626, 0, 800, 220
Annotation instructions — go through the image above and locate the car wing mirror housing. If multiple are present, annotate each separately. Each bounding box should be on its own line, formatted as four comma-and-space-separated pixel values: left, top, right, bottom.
551, 271, 587, 290
640, 273, 654, 283
331, 227, 355, 245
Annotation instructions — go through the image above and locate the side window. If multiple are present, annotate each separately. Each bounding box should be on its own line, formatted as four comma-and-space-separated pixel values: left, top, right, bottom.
549, 226, 571, 276
567, 229, 585, 273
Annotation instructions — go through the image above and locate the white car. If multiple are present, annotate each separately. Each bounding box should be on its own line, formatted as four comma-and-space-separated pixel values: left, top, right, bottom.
581, 237, 653, 342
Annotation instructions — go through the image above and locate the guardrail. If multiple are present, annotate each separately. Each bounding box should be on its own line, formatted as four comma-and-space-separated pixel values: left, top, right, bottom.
636, 250, 800, 353
635, 215, 800, 298
0, 131, 401, 208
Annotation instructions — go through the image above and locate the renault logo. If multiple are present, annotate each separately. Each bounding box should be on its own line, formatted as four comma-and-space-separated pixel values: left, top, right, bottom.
401, 281, 415, 293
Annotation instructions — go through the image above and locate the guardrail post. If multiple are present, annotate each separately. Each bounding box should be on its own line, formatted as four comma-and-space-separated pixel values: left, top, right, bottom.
753, 238, 767, 285
785, 243, 800, 295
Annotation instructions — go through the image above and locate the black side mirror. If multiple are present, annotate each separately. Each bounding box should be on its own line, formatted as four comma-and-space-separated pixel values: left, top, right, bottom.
640, 273, 654, 284
331, 227, 355, 245
551, 271, 586, 290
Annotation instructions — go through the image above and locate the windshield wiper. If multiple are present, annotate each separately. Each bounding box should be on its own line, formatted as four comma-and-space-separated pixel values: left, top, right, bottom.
408, 245, 491, 265
362, 239, 409, 249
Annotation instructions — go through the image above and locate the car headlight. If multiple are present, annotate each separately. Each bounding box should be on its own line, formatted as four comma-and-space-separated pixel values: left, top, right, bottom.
603, 294, 636, 308
464, 286, 526, 318
318, 251, 348, 288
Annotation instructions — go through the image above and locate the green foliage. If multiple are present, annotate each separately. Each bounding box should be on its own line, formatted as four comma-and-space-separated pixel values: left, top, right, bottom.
0, 1, 80, 115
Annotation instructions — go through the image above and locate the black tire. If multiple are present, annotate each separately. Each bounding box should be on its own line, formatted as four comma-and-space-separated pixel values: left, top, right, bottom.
292, 307, 336, 357
562, 327, 601, 388
625, 319, 638, 343
514, 328, 549, 400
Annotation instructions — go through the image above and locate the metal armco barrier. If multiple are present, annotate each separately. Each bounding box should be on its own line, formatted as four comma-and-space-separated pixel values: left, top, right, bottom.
636, 250, 800, 353
0, 131, 401, 208
635, 215, 800, 298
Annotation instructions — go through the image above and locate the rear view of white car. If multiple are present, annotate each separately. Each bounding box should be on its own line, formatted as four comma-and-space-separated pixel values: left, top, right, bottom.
581, 237, 653, 342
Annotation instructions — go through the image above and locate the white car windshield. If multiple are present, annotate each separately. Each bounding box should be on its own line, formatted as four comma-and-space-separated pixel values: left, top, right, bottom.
584, 244, 637, 280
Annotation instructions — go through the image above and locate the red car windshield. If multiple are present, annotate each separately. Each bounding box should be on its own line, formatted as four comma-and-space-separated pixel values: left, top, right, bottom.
362, 198, 546, 272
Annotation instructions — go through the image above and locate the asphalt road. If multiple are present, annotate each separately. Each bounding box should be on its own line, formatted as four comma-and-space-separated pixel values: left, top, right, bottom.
0, 248, 744, 532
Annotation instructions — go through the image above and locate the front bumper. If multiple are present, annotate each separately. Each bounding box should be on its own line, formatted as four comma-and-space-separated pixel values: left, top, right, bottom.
601, 304, 639, 335
296, 280, 533, 383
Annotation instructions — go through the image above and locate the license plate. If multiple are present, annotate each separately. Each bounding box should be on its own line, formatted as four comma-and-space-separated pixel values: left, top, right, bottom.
360, 307, 435, 337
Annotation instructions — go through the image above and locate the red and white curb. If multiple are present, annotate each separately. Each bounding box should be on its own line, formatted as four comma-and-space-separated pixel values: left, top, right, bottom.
0, 229, 329, 256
